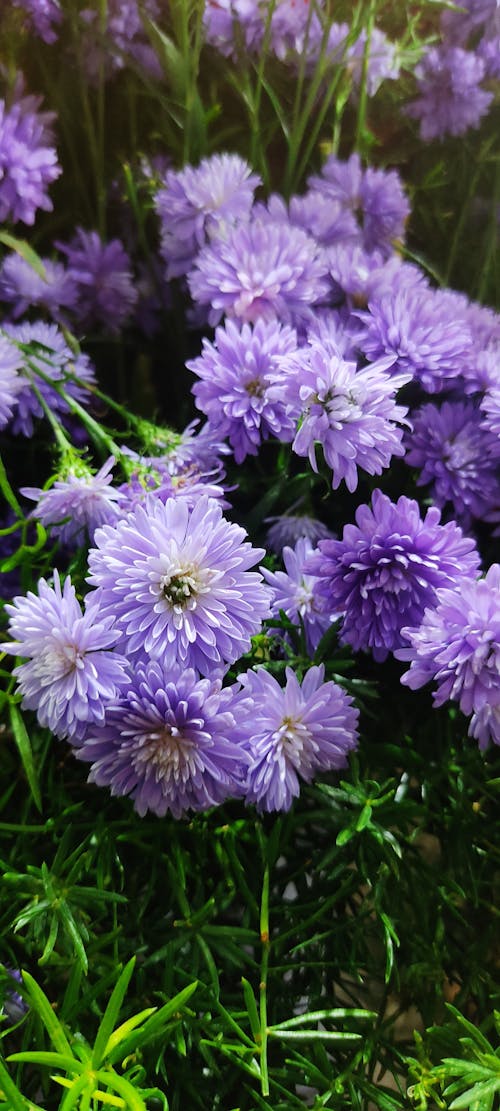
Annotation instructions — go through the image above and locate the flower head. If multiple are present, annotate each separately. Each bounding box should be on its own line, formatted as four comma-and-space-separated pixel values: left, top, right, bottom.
12, 0, 62, 42
57, 229, 137, 333
0, 89, 60, 225
265, 513, 333, 554
0, 253, 78, 321
2, 320, 96, 437
262, 537, 335, 654
308, 153, 409, 256
407, 45, 493, 140
0, 334, 23, 429
21, 457, 123, 546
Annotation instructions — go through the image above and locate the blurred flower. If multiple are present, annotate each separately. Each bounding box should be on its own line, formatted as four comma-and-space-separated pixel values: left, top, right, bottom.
12, 0, 62, 42
266, 512, 333, 554
0, 252, 78, 321
308, 153, 410, 255
79, 0, 161, 81
203, 0, 264, 57
347, 26, 400, 95
262, 537, 334, 654
57, 229, 137, 333
2, 320, 96, 437
0, 333, 23, 429
21, 457, 123, 546
407, 46, 493, 140
0, 88, 60, 225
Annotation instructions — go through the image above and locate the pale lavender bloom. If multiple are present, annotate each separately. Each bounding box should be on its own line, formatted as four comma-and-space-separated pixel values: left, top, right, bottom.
76, 660, 249, 817
203, 0, 264, 57
305, 307, 366, 360
269, 0, 325, 61
481, 382, 500, 438
478, 34, 500, 78
289, 190, 359, 247
155, 153, 261, 279
306, 490, 481, 661
86, 495, 271, 674
116, 452, 228, 514
405, 401, 500, 526
0, 89, 60, 225
188, 318, 298, 463
261, 537, 334, 654
266, 513, 333, 554
21, 458, 123, 546
407, 46, 493, 140
326, 243, 426, 306
399, 565, 500, 750
0, 334, 23, 429
12, 0, 62, 42
1, 572, 129, 742
359, 286, 473, 392
0, 253, 78, 321
79, 0, 161, 81
3, 320, 96, 437
188, 213, 329, 327
231, 665, 359, 812
57, 229, 137, 333
271, 342, 409, 492
308, 153, 409, 255
347, 26, 400, 95
440, 0, 499, 44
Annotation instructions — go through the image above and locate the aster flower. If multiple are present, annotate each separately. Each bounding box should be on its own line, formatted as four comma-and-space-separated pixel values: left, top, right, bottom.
398, 565, 500, 750
187, 317, 298, 463
405, 401, 500, 526
21, 457, 123, 546
346, 26, 400, 96
0, 88, 60, 225
407, 46, 493, 141
155, 153, 261, 280
3, 320, 96, 437
359, 286, 473, 392
75, 660, 249, 818
12, 0, 62, 43
1, 572, 129, 742
203, 0, 264, 57
269, 0, 325, 62
86, 495, 271, 674
440, 0, 499, 46
266, 512, 334, 554
326, 243, 426, 306
0, 333, 23, 429
57, 229, 137, 334
188, 213, 329, 328
231, 665, 359, 812
0, 253, 78, 321
270, 341, 409, 492
262, 538, 335, 654
308, 153, 409, 256
79, 0, 161, 81
116, 450, 228, 514
306, 490, 481, 661
288, 190, 359, 248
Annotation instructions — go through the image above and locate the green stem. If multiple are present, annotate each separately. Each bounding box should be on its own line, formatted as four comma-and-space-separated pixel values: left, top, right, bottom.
259, 863, 270, 1097
355, 0, 376, 159
0, 452, 22, 516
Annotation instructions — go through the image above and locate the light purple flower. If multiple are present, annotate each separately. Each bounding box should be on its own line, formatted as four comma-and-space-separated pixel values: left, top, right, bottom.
12, 0, 62, 42
57, 229, 137, 334
231, 664, 359, 812
203, 0, 264, 57
21, 458, 123, 546
262, 537, 335, 654
187, 213, 329, 327
0, 253, 78, 321
407, 46, 493, 140
270, 341, 409, 492
440, 0, 499, 46
308, 153, 410, 255
289, 189, 359, 248
75, 660, 249, 817
326, 243, 426, 306
188, 317, 298, 462
86, 495, 272, 674
347, 26, 400, 95
265, 512, 334, 554
1, 572, 129, 742
399, 565, 500, 750
0, 334, 23, 429
155, 153, 261, 280
79, 0, 161, 81
0, 88, 60, 225
306, 490, 481, 661
3, 320, 96, 437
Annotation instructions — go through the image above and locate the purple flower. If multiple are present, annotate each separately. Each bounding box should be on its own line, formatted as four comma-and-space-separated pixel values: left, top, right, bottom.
262, 538, 335, 654
155, 153, 261, 280
0, 334, 23, 429
407, 46, 493, 140
86, 496, 272, 675
265, 513, 334, 555
269, 0, 325, 62
270, 341, 409, 492
75, 660, 249, 817
1, 572, 129, 742
0, 253, 78, 321
347, 26, 400, 96
79, 0, 161, 81
288, 190, 359, 248
399, 565, 500, 750
306, 490, 481, 661
359, 286, 473, 392
440, 0, 499, 45
231, 665, 359, 812
57, 229, 137, 334
0, 88, 61, 225
1, 968, 28, 1023
203, 0, 264, 57
21, 458, 123, 546
12, 0, 62, 42
188, 318, 298, 463
308, 153, 410, 256
326, 243, 426, 306
187, 213, 329, 327
405, 401, 500, 526
3, 320, 96, 437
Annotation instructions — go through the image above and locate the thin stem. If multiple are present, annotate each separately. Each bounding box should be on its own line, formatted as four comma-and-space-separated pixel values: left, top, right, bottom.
0, 452, 23, 516
259, 862, 270, 1097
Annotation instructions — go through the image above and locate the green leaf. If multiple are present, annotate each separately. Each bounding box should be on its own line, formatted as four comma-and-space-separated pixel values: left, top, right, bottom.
269, 1008, 376, 1030
104, 1008, 156, 1058
97, 1070, 148, 1111
241, 978, 260, 1042
21, 972, 73, 1058
91, 958, 136, 1068
0, 1055, 29, 1111
0, 233, 47, 280
106, 981, 198, 1066
8, 704, 42, 813
7, 1054, 83, 1074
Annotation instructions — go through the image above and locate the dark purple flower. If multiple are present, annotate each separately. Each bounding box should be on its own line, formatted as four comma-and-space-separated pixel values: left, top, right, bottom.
306, 490, 481, 661
21, 457, 123, 546
262, 537, 335, 654
57, 229, 137, 334
265, 512, 334, 554
399, 565, 500, 750
75, 660, 249, 817
1, 572, 129, 742
155, 153, 261, 280
3, 320, 96, 437
1, 968, 28, 1023
12, 0, 62, 42
231, 664, 359, 812
0, 333, 23, 429
0, 253, 78, 321
86, 495, 271, 674
0, 89, 60, 225
440, 0, 499, 45
407, 46, 493, 140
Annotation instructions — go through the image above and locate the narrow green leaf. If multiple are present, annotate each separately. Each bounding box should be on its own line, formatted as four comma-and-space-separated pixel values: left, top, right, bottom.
269, 1008, 376, 1031
241, 978, 260, 1042
268, 1030, 362, 1041
104, 1008, 156, 1058
91, 958, 136, 1068
98, 1070, 147, 1111
106, 981, 198, 1065
8, 704, 42, 813
0, 1055, 29, 1111
21, 972, 73, 1057
7, 1053, 83, 1074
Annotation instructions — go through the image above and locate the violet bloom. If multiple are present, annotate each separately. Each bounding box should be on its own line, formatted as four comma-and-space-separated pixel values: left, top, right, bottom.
80, 0, 161, 81
405, 401, 500, 526
0, 334, 23, 429
359, 286, 473, 393
347, 26, 400, 95
0, 253, 78, 321
231, 665, 359, 812
203, 0, 264, 57
269, 0, 325, 62
12, 0, 62, 42
21, 458, 123, 546
187, 213, 329, 327
188, 317, 298, 463
58, 229, 137, 334
0, 89, 60, 225
1, 572, 129, 742
308, 153, 410, 256
3, 320, 96, 437
75, 660, 249, 818
306, 490, 481, 661
155, 153, 261, 280
86, 495, 271, 675
266, 513, 334, 555
407, 46, 493, 140
262, 537, 335, 654
327, 243, 426, 306
289, 190, 359, 248
441, 0, 499, 43
271, 341, 409, 492
399, 565, 500, 750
